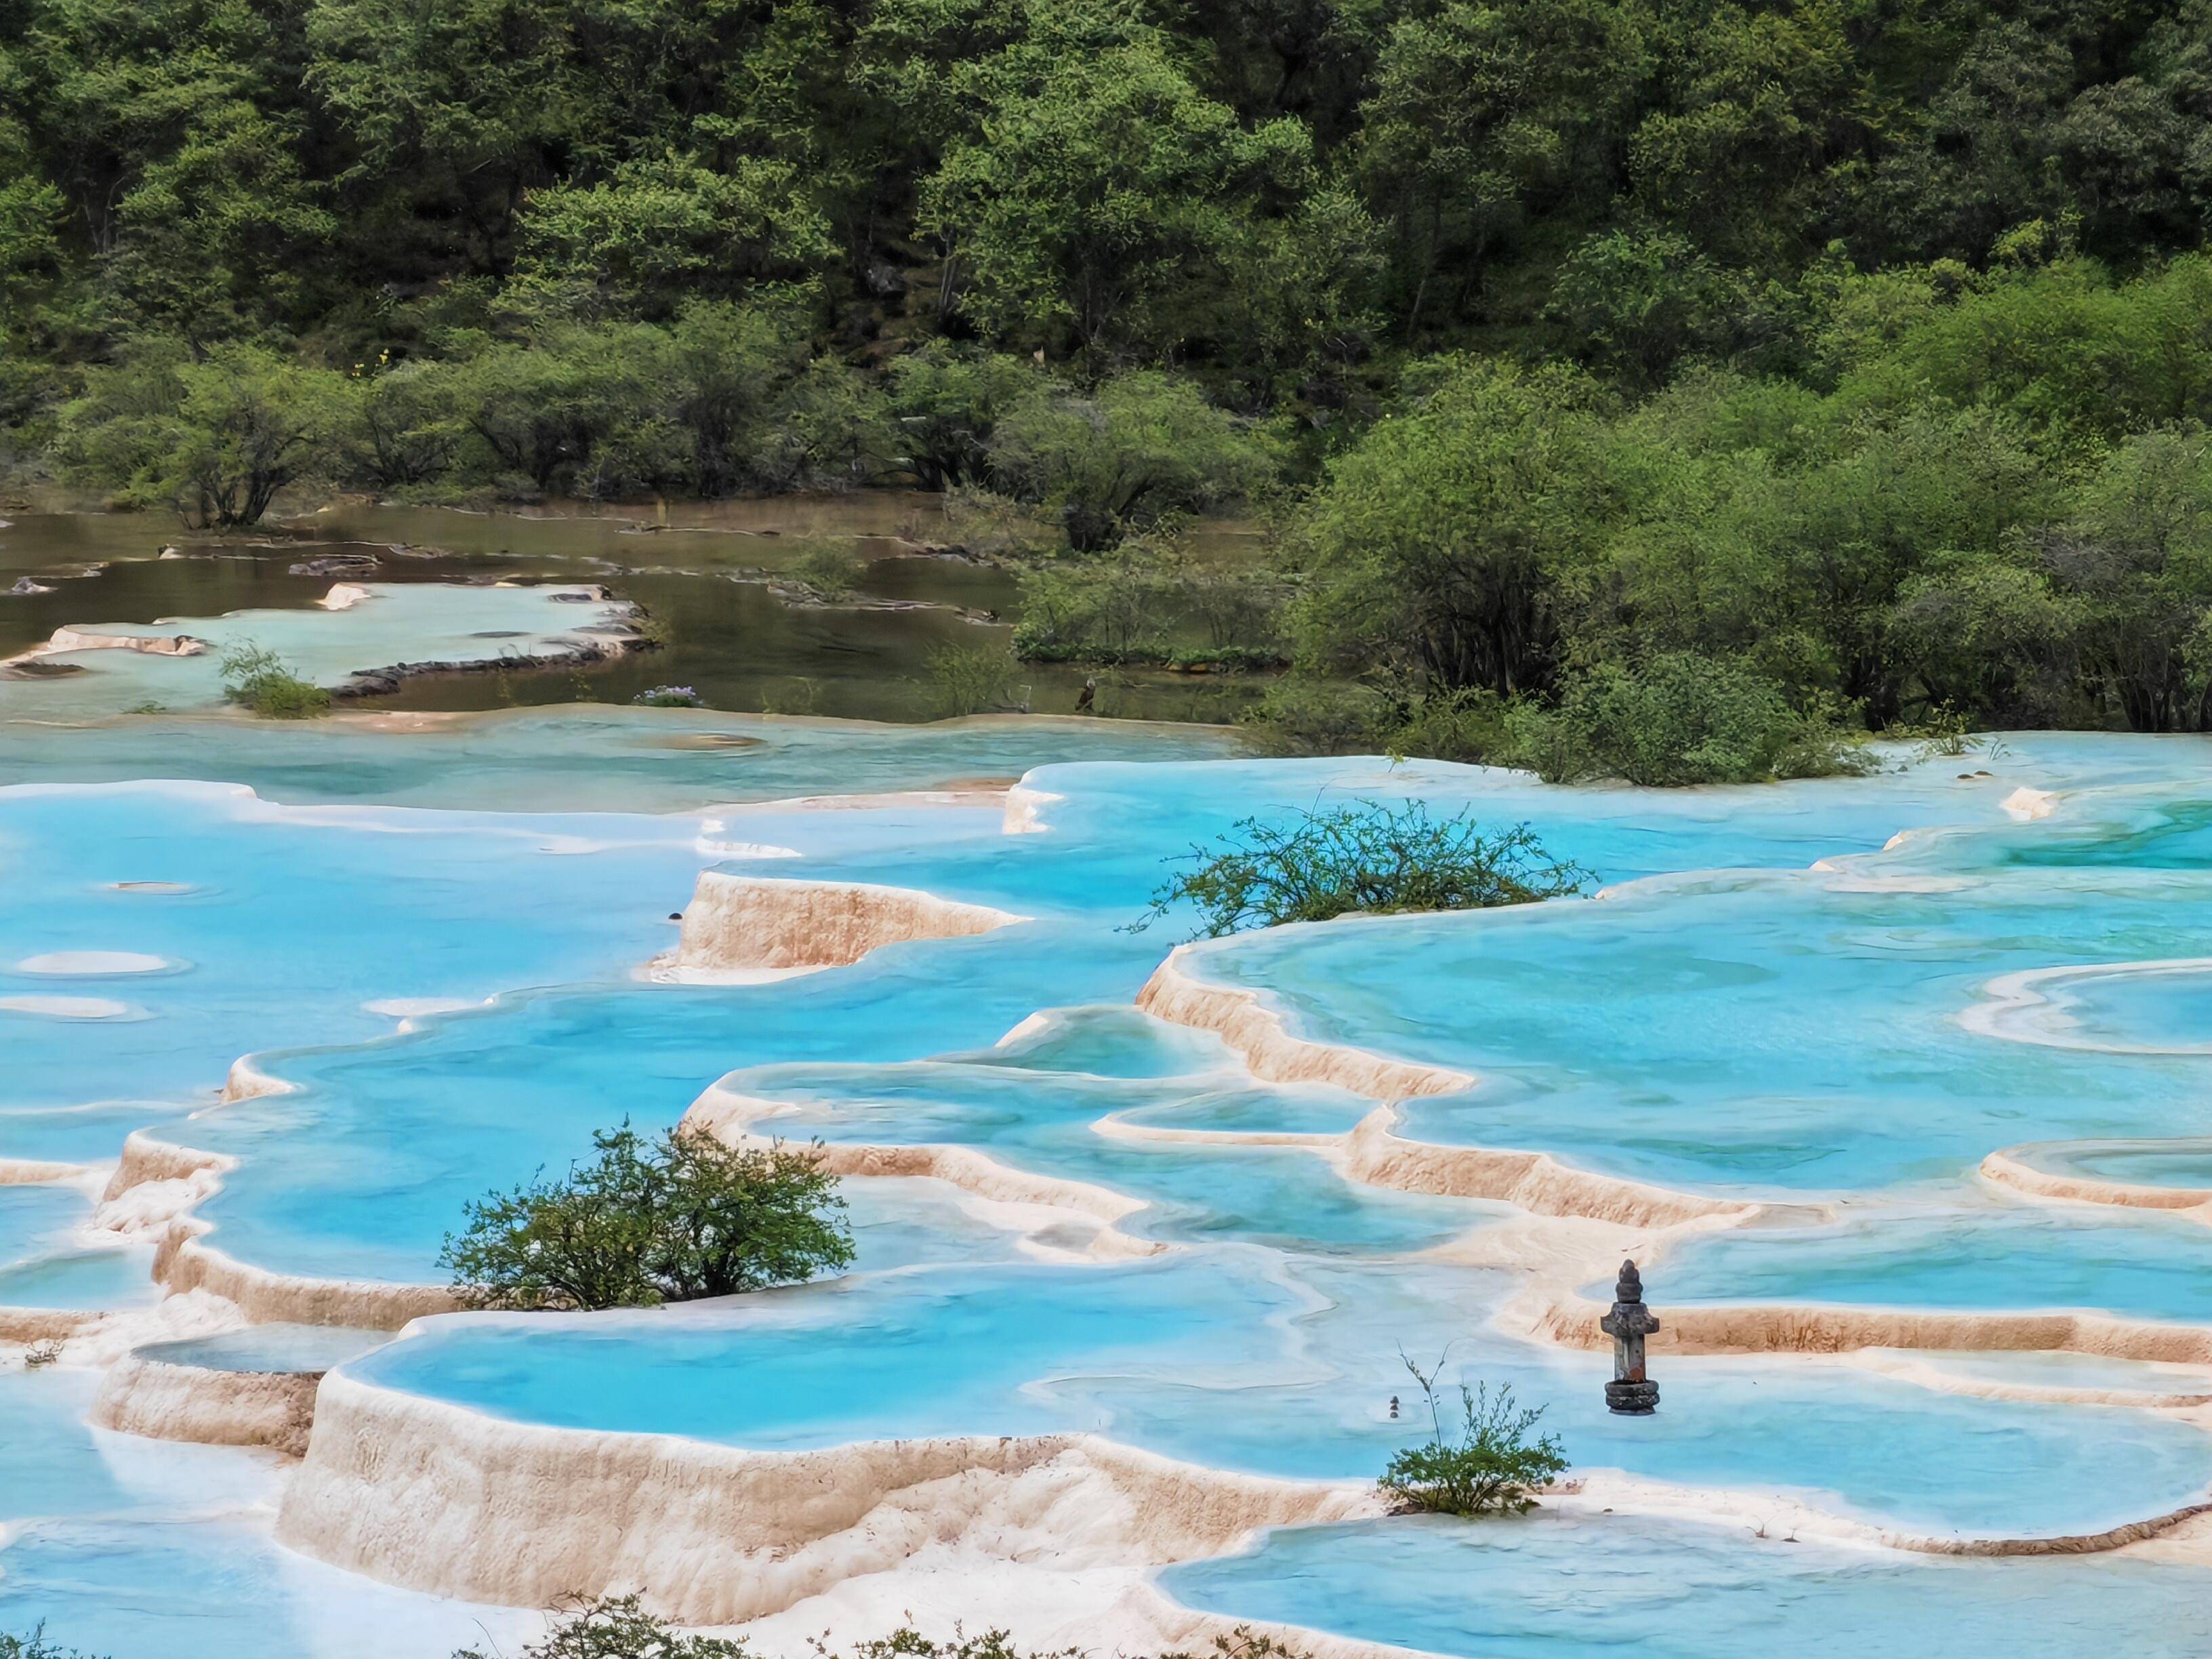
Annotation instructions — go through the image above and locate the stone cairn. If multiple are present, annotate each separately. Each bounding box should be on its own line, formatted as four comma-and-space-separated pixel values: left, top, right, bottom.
1600, 1259, 1660, 1415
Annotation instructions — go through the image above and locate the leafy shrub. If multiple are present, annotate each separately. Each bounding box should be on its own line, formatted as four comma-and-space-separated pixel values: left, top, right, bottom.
1244, 682, 1509, 762
440, 1124, 853, 1311
1134, 803, 1584, 937
510, 153, 832, 320
1012, 559, 1174, 661
218, 642, 331, 718
444, 325, 688, 500
55, 342, 355, 527
633, 684, 702, 708
766, 356, 899, 490
455, 1599, 1306, 1659
885, 345, 1044, 490
354, 358, 465, 491
925, 641, 1023, 716
1545, 227, 1752, 386
1286, 359, 1611, 702
1161, 645, 1286, 672
1380, 1357, 1567, 1517
939, 488, 1059, 562
1012, 540, 1288, 668
791, 543, 865, 600
1507, 654, 1864, 785
1241, 678, 1397, 755
1383, 689, 1511, 763
457, 1597, 745, 1659
823, 1625, 1307, 1659
987, 373, 1280, 552
1, 1630, 100, 1659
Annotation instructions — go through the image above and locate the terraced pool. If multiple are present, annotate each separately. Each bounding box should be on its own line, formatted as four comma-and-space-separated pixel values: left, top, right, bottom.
5, 573, 2212, 1657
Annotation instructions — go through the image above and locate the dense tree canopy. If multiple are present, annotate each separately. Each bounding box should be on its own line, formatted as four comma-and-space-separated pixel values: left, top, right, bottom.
13, 0, 2212, 376
14, 0, 2212, 769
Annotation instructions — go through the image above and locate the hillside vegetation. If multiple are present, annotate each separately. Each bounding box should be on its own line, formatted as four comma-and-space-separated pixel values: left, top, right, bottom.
8, 0, 2212, 767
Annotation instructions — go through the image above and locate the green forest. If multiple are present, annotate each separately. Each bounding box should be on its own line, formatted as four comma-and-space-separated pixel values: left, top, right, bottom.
8, 0, 2212, 772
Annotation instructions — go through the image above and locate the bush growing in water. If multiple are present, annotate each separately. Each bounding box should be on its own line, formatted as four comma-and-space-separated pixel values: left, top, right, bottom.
1240, 679, 1517, 766
1, 1630, 96, 1659
1507, 655, 1863, 786
925, 641, 1023, 716
440, 1124, 853, 1311
1380, 1357, 1568, 1517
455, 1596, 746, 1658
1011, 536, 1290, 669
790, 543, 865, 600
10, 1604, 1310, 1659
55, 343, 353, 527
218, 642, 331, 718
817, 1622, 1310, 1659
453, 1599, 1307, 1659
1134, 803, 1584, 938
985, 374, 1282, 552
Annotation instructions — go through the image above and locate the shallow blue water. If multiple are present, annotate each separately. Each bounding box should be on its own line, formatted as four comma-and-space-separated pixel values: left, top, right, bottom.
0, 1100, 194, 1165
348, 1253, 2212, 1538
0, 1368, 279, 1525
0, 1519, 526, 1659
1161, 1514, 2212, 1659
724, 1049, 1487, 1253
1658, 1203, 2212, 1323
2034, 962, 2212, 1052
0, 781, 710, 1111
184, 924, 1182, 1282
2022, 1138, 2212, 1188
134, 1324, 390, 1373
0, 706, 1243, 811
0, 1182, 157, 1309
6, 710, 2212, 1654
1189, 866, 2212, 1193
0, 581, 644, 719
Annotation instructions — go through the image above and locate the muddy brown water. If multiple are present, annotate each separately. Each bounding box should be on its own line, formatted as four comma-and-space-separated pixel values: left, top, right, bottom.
0, 497, 1270, 725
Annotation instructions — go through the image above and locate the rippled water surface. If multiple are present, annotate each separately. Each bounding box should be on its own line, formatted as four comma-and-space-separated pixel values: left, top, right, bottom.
4, 581, 2212, 1658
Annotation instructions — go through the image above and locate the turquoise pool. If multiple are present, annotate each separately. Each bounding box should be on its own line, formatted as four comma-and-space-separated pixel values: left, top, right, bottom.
7, 697, 2212, 1657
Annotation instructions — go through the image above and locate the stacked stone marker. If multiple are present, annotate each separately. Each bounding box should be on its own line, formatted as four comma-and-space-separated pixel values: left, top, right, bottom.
1601, 1259, 1660, 1415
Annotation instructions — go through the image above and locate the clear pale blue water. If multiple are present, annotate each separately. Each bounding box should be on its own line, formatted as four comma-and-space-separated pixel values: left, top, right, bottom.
0, 1100, 193, 1166
1161, 1514, 2212, 1659
0, 1182, 156, 1309
182, 926, 1186, 1282
1658, 1203, 2212, 1323
0, 705, 1243, 812
7, 678, 2212, 1656
2031, 962, 2212, 1052
0, 1368, 280, 1524
350, 1255, 2212, 1538
0, 1181, 88, 1261
0, 1519, 528, 1659
722, 1051, 1489, 1253
1188, 867, 2212, 1193
0, 781, 710, 1111
134, 1324, 389, 1374
1870, 1347, 2212, 1396
2021, 1138, 2212, 1189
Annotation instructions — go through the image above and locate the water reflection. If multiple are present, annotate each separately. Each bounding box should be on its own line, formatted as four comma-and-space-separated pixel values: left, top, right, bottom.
0, 497, 1269, 725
